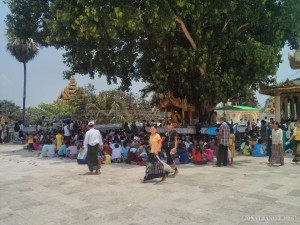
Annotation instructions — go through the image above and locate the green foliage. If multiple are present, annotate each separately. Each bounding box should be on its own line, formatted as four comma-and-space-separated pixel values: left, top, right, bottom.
0, 100, 22, 121
230, 90, 260, 108
69, 87, 158, 122
26, 102, 77, 125
6, 0, 300, 119
5, 0, 51, 45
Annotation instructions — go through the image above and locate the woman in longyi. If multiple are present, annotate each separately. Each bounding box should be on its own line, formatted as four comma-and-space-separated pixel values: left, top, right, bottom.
141, 124, 174, 183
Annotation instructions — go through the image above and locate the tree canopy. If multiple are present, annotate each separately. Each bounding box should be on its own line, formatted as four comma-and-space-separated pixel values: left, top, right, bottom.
0, 100, 21, 121
5, 0, 300, 120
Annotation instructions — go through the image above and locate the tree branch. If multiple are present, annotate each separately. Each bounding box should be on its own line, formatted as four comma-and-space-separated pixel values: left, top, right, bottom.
165, 0, 205, 75
175, 17, 197, 50
237, 23, 250, 34
222, 19, 231, 32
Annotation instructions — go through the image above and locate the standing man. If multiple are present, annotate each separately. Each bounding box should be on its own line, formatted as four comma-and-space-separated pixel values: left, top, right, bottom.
216, 117, 230, 167
83, 121, 103, 175
0, 123, 3, 144
162, 121, 179, 174
19, 121, 24, 140
63, 120, 71, 142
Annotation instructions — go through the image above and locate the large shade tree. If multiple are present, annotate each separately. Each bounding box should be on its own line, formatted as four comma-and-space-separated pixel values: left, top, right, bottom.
6, 38, 39, 123
6, 0, 300, 122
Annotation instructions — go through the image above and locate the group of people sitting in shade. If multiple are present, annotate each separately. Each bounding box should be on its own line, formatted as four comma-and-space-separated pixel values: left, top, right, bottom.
241, 139, 267, 157
25, 132, 83, 159
88, 134, 216, 166
26, 117, 300, 168
23, 123, 220, 166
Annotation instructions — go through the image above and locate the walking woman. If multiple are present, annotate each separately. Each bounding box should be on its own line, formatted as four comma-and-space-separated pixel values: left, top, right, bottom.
266, 122, 274, 162
161, 121, 179, 174
141, 124, 169, 183
288, 121, 300, 163
270, 121, 284, 166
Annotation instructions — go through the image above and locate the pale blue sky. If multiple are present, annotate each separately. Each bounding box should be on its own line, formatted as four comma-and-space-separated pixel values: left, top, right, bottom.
0, 2, 298, 108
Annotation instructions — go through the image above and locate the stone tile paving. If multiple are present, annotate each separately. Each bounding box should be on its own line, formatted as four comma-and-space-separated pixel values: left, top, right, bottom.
0, 144, 299, 225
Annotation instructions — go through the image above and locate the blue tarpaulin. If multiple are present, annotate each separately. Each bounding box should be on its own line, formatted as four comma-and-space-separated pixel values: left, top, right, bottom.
204, 127, 218, 136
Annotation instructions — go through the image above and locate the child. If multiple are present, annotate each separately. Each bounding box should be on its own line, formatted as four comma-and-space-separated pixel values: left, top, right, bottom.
33, 137, 39, 150
102, 151, 111, 164
243, 141, 252, 156
56, 130, 63, 151
27, 134, 34, 152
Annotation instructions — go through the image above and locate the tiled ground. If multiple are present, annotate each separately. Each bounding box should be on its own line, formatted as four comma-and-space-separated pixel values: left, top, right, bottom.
0, 144, 299, 225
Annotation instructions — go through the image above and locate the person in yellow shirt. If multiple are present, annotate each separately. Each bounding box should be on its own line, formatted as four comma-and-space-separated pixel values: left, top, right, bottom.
228, 128, 235, 165
288, 121, 300, 163
27, 134, 34, 151
102, 151, 111, 164
55, 130, 63, 151
243, 141, 251, 156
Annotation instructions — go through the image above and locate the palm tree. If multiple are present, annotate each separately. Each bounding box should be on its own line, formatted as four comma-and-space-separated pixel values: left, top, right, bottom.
7, 37, 39, 123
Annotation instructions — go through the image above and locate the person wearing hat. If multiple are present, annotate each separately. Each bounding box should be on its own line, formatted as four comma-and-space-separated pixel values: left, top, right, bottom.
83, 121, 103, 174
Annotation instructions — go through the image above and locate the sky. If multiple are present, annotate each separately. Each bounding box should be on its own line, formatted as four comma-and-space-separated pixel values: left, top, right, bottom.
0, 2, 298, 108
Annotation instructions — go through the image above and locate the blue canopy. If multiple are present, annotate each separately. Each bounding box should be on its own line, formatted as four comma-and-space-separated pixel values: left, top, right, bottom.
204, 127, 218, 136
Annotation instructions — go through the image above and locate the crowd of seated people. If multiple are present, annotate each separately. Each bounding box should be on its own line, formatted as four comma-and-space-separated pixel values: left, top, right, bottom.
20, 119, 261, 167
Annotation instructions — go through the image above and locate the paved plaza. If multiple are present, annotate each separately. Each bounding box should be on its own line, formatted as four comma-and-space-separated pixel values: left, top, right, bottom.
0, 144, 299, 225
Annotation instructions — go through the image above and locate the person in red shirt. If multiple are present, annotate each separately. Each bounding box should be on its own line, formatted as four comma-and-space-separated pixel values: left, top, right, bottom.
192, 145, 207, 164
103, 141, 112, 155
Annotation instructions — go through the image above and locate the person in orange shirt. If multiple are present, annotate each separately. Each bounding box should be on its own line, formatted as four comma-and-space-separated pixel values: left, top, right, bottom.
141, 124, 169, 183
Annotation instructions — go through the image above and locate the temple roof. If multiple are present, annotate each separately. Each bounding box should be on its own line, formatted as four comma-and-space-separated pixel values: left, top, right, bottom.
57, 76, 78, 103
289, 49, 300, 69
159, 91, 195, 112
259, 78, 300, 96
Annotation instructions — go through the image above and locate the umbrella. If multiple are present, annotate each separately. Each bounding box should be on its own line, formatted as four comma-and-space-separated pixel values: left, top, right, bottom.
204, 127, 218, 136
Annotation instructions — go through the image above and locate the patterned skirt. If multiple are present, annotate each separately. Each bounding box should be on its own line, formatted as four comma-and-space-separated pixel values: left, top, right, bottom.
293, 141, 300, 162
144, 153, 165, 181
271, 144, 284, 165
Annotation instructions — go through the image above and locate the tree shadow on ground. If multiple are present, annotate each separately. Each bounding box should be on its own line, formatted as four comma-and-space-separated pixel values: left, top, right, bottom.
0, 147, 77, 164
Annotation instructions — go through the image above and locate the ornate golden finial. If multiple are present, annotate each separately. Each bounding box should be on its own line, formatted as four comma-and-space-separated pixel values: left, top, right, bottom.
56, 75, 78, 103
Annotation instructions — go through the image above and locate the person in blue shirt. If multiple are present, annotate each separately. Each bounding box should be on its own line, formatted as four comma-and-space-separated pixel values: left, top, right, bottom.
252, 139, 267, 157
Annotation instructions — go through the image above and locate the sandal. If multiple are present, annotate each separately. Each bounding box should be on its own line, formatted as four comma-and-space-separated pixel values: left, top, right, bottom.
140, 178, 146, 183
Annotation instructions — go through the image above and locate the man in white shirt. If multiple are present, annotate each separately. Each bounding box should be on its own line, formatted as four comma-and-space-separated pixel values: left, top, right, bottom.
63, 121, 71, 142
19, 121, 24, 138
83, 121, 103, 174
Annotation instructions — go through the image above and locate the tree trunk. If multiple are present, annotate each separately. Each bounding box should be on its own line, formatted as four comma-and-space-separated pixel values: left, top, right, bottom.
23, 62, 27, 123
196, 99, 217, 123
